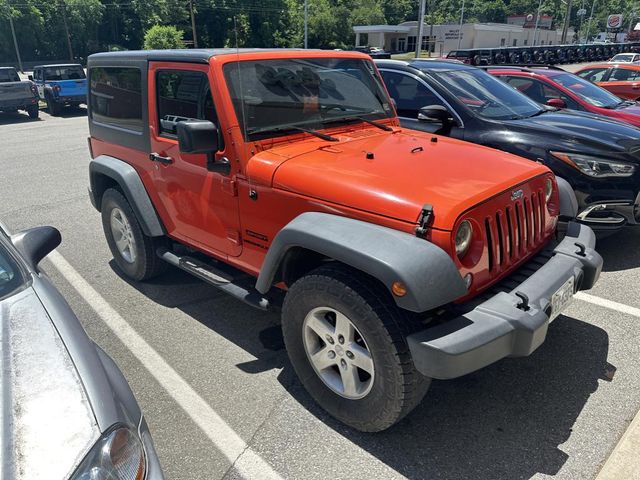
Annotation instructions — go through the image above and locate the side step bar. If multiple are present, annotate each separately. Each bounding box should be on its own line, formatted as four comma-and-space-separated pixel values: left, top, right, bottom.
157, 249, 271, 311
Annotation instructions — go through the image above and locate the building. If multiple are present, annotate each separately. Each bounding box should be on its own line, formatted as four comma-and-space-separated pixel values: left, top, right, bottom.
353, 21, 574, 54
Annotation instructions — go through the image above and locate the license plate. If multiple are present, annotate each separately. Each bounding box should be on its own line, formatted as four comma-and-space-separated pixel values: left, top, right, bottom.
550, 276, 575, 322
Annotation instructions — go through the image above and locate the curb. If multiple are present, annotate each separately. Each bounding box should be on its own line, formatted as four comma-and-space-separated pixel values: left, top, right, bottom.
596, 408, 640, 479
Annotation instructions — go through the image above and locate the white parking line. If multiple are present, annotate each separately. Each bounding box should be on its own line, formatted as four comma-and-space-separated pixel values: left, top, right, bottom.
575, 292, 640, 318
47, 250, 283, 480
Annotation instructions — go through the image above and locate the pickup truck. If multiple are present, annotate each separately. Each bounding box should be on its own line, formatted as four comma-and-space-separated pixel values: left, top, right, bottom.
0, 67, 39, 119
30, 63, 87, 116
86, 49, 602, 432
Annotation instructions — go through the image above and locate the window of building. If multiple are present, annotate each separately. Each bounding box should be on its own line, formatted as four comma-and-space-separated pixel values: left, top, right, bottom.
541, 40, 545, 45
513, 39, 518, 46
407, 36, 416, 51
500, 38, 506, 46
524, 39, 528, 46
90, 67, 143, 132
156, 69, 218, 137
398, 38, 406, 51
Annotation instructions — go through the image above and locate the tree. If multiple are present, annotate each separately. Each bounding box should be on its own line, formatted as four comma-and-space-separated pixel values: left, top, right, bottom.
143, 25, 184, 49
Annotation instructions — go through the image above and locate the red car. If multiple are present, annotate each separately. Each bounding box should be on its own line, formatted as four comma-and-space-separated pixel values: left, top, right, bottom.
575, 62, 640, 101
488, 65, 640, 128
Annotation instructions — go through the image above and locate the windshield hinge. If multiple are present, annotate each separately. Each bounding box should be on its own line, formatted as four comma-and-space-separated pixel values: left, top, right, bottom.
415, 204, 433, 237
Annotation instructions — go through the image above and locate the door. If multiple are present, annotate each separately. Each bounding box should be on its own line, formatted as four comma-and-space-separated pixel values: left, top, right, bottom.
501, 76, 580, 110
601, 67, 640, 100
148, 62, 242, 257
379, 69, 462, 135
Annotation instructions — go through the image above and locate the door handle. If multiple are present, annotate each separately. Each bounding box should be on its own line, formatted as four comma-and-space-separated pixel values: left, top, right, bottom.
149, 152, 173, 165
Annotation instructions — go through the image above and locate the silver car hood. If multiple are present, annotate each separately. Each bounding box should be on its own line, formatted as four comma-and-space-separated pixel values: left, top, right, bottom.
0, 286, 99, 479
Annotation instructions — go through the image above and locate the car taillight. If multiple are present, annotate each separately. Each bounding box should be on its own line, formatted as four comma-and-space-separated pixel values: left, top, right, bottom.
30, 84, 37, 95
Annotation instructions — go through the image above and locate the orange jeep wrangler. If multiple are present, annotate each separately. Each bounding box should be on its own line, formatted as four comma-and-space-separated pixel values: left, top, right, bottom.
87, 49, 602, 431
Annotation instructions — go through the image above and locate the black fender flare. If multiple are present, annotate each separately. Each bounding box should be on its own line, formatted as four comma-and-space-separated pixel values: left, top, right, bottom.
89, 155, 165, 237
556, 176, 579, 219
255, 212, 467, 313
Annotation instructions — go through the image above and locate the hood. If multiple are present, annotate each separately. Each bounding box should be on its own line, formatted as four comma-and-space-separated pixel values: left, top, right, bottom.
0, 286, 99, 479
505, 109, 640, 158
247, 128, 550, 230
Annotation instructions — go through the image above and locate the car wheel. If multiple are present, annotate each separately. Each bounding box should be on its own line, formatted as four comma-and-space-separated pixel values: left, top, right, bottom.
101, 188, 167, 281
46, 94, 61, 116
281, 264, 431, 432
27, 105, 39, 119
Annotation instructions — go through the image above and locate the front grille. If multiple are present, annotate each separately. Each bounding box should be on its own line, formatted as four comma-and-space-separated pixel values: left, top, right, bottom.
483, 190, 547, 274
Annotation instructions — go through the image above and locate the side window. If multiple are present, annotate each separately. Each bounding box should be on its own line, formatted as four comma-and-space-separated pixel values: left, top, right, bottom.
380, 71, 446, 118
577, 68, 608, 82
90, 67, 143, 132
156, 69, 217, 137
540, 83, 579, 109
503, 76, 545, 103
609, 68, 640, 81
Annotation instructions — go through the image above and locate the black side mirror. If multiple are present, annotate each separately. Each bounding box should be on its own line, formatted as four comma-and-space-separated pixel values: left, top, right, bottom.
11, 226, 61, 270
177, 120, 230, 175
28, 75, 34, 81
418, 105, 453, 124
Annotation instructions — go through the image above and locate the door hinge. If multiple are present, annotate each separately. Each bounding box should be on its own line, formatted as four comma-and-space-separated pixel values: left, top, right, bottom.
415, 204, 433, 237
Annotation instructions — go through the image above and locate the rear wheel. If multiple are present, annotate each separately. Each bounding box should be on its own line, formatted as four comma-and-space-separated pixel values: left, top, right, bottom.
46, 94, 61, 116
27, 105, 38, 119
281, 264, 431, 432
101, 188, 167, 281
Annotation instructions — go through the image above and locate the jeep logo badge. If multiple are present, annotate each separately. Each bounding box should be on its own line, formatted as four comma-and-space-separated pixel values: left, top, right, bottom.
511, 189, 524, 201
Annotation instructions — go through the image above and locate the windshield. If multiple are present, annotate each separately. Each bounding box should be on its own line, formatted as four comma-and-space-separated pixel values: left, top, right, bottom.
552, 73, 622, 108
427, 67, 543, 120
0, 69, 20, 83
44, 65, 86, 81
612, 54, 635, 62
223, 58, 395, 140
0, 241, 25, 301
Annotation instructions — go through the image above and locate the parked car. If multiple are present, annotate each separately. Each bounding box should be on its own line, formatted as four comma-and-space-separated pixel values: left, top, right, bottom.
446, 48, 492, 65
376, 59, 640, 234
575, 62, 640, 101
0, 222, 163, 479
488, 65, 640, 128
30, 63, 87, 115
610, 52, 640, 62
86, 49, 601, 432
353, 46, 391, 59
0, 66, 39, 119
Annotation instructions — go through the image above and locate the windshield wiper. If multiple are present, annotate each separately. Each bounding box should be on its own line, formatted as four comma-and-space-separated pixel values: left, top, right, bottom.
247, 125, 338, 142
321, 113, 393, 131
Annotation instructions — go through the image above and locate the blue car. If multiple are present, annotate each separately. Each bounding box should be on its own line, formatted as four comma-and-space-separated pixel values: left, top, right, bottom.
30, 63, 87, 115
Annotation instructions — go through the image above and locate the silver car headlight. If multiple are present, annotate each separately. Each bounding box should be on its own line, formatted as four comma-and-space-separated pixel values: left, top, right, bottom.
455, 220, 473, 258
544, 177, 554, 202
71, 426, 145, 480
550, 151, 636, 178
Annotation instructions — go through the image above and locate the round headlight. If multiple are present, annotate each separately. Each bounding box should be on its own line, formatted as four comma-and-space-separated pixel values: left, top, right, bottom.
544, 178, 554, 202
455, 220, 473, 258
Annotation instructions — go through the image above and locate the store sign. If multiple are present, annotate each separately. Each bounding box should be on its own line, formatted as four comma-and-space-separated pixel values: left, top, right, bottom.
444, 29, 463, 39
607, 14, 623, 29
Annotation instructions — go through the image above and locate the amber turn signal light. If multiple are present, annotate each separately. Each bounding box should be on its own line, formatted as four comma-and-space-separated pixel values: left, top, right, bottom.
391, 281, 408, 297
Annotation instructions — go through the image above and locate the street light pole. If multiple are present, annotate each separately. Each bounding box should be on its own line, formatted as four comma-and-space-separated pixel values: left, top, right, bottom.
304, 0, 308, 48
7, 4, 23, 72
416, 0, 426, 57
561, 0, 573, 43
189, 0, 198, 48
533, 0, 543, 45
457, 0, 465, 50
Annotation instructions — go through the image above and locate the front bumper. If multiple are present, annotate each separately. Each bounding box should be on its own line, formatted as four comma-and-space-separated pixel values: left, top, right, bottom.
407, 222, 602, 380
139, 416, 164, 480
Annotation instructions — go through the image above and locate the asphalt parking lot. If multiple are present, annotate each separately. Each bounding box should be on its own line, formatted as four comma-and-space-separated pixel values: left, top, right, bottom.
1, 100, 639, 480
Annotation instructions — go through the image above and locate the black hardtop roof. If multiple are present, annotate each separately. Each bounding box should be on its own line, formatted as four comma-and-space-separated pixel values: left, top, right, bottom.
88, 48, 321, 65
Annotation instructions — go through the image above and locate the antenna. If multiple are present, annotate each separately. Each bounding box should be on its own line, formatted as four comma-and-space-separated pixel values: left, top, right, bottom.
234, 16, 248, 142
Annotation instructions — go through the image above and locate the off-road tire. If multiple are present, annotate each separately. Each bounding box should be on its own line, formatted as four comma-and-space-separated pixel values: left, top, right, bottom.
46, 94, 61, 116
281, 264, 431, 432
101, 188, 167, 281
27, 105, 39, 119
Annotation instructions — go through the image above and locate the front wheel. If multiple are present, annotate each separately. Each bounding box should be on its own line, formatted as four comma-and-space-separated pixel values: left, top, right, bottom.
281, 265, 431, 432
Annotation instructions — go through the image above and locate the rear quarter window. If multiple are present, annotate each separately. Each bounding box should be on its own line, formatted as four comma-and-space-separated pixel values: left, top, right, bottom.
89, 67, 143, 132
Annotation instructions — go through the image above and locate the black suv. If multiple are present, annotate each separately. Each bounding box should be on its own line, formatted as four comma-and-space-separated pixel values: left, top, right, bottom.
376, 59, 640, 235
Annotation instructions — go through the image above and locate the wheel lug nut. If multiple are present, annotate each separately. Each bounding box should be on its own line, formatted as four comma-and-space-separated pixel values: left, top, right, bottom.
346, 351, 354, 359
326, 335, 334, 344
338, 335, 345, 344
328, 350, 336, 359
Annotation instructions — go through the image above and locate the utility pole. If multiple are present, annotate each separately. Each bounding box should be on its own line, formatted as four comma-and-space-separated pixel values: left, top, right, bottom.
533, 0, 543, 45
457, 0, 465, 50
304, 0, 308, 48
415, 0, 426, 57
7, 4, 23, 72
428, 0, 434, 57
561, 0, 573, 43
189, 0, 198, 48
586, 0, 596, 42
60, 1, 73, 61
